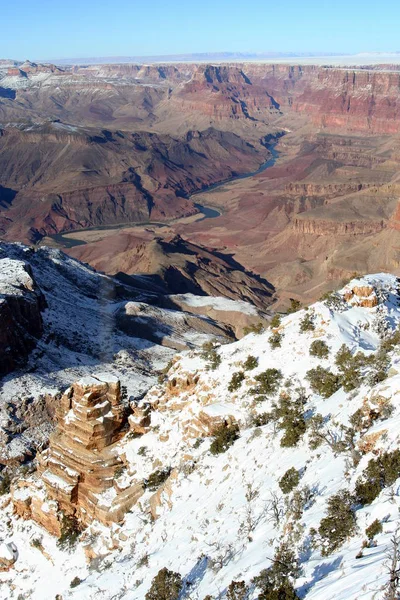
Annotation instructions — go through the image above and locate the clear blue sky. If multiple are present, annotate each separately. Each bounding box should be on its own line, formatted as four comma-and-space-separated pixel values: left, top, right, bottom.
2, 0, 400, 60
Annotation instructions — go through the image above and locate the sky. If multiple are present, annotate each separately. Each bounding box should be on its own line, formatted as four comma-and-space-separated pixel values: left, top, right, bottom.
1, 0, 400, 61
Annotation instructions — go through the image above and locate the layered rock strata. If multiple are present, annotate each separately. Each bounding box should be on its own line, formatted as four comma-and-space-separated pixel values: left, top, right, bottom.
12, 374, 144, 532
11, 365, 245, 538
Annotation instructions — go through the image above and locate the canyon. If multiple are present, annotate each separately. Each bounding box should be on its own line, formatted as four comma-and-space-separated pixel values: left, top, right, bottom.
4, 55, 400, 600
2, 59, 400, 302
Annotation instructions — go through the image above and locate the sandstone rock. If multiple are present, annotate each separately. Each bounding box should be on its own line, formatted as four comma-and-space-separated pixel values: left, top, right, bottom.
343, 285, 378, 308
0, 542, 18, 571
12, 374, 145, 532
129, 401, 151, 434
149, 468, 179, 520
292, 217, 386, 236
183, 409, 238, 439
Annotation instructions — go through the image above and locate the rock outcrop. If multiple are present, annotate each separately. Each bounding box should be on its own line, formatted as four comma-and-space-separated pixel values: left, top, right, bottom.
343, 284, 379, 308
12, 374, 144, 531
0, 542, 18, 571
0, 256, 45, 375
166, 293, 270, 338
0, 125, 270, 244
71, 234, 275, 313
11, 369, 240, 536
291, 217, 386, 236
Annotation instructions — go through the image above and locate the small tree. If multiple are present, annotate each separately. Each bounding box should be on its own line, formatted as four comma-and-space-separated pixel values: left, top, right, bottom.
265, 491, 285, 527
309, 340, 329, 359
145, 467, 172, 492
318, 490, 356, 555
307, 414, 355, 455
306, 367, 340, 398
228, 371, 246, 392
267, 387, 308, 447
381, 328, 400, 353
243, 322, 264, 336
279, 467, 300, 494
70, 577, 81, 588
269, 332, 283, 349
335, 344, 370, 392
365, 519, 383, 540
355, 449, 400, 505
321, 291, 345, 311
226, 580, 248, 600
201, 340, 222, 370
251, 412, 271, 427
270, 314, 282, 329
243, 355, 258, 371
145, 568, 182, 600
258, 582, 299, 600
299, 312, 315, 332
210, 423, 240, 455
287, 299, 301, 314
367, 350, 390, 386
57, 514, 82, 552
0, 472, 11, 495
384, 531, 400, 600
251, 369, 283, 400
335, 343, 353, 370
269, 542, 301, 586
254, 542, 300, 599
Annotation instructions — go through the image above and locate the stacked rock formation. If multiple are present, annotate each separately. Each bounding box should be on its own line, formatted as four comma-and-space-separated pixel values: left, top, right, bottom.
12, 374, 144, 533
12, 370, 240, 536
343, 285, 379, 308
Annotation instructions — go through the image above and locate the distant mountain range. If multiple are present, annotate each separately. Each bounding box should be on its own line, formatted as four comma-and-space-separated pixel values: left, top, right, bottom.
44, 51, 347, 65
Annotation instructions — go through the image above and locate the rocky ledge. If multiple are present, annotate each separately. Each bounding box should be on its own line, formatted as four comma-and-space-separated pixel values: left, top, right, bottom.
0, 254, 46, 375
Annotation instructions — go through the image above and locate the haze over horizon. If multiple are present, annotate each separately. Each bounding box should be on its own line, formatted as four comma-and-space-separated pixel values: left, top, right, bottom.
2, 0, 400, 61
37, 51, 400, 68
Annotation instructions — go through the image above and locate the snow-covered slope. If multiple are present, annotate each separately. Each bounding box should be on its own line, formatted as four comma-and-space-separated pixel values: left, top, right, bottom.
0, 242, 233, 464
3, 273, 400, 599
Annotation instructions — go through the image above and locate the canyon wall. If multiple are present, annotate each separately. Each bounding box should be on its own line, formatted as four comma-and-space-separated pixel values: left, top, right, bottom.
0, 257, 45, 375
240, 63, 400, 134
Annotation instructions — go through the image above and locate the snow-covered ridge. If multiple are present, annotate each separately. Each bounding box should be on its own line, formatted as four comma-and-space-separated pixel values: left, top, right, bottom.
0, 241, 237, 465
3, 273, 400, 599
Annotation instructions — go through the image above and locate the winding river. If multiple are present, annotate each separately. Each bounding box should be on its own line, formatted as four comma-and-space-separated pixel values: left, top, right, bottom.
50, 143, 279, 249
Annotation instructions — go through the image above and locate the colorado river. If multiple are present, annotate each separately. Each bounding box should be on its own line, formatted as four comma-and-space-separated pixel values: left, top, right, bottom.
49, 142, 279, 248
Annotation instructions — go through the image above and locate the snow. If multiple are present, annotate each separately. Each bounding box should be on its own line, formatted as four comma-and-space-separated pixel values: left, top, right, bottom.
3, 264, 400, 598
0, 242, 229, 462
0, 543, 17, 562
42, 471, 74, 493
0, 257, 35, 297
170, 292, 260, 316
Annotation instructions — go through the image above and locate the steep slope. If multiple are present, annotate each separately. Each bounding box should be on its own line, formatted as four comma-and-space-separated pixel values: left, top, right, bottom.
3, 275, 400, 598
182, 130, 400, 304
0, 125, 271, 243
5, 58, 400, 272
0, 257, 45, 375
0, 241, 249, 466
70, 233, 275, 310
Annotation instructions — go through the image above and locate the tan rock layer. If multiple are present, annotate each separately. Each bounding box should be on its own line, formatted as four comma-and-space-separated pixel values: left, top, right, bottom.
12, 375, 144, 531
